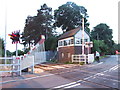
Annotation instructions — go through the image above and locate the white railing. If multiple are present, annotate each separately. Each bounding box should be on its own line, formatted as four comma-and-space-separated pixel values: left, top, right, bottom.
20, 55, 34, 72
72, 54, 88, 64
0, 57, 21, 76
0, 56, 35, 76
0, 38, 46, 76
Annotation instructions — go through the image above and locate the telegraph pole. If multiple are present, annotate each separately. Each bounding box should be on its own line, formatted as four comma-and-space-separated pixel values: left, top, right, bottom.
82, 17, 85, 55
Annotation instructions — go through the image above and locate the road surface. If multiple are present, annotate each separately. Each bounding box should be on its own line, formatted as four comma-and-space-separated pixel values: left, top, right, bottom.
1, 55, 119, 89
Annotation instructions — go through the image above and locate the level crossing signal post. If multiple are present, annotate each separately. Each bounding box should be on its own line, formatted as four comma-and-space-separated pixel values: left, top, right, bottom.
8, 30, 20, 57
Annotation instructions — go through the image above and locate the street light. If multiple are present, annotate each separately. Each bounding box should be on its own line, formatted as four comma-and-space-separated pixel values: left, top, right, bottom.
4, 1, 7, 64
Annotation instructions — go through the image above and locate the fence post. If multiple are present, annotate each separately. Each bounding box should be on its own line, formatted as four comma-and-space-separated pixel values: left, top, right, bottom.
12, 57, 15, 77
19, 58, 21, 76
79, 55, 80, 64
85, 55, 87, 64
72, 55, 73, 63
32, 56, 34, 73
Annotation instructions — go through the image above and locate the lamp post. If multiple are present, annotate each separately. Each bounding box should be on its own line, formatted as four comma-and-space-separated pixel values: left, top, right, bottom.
4, 1, 7, 64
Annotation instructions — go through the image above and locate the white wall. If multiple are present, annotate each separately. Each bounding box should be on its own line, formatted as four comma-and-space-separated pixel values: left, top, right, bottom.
58, 30, 90, 47
58, 37, 74, 47
74, 30, 90, 46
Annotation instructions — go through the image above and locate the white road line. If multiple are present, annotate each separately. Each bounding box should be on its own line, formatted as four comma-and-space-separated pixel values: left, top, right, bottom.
65, 83, 81, 88
109, 65, 119, 72
97, 62, 103, 65
54, 81, 79, 88
53, 65, 118, 88
1, 73, 54, 84
54, 72, 103, 88
100, 77, 120, 83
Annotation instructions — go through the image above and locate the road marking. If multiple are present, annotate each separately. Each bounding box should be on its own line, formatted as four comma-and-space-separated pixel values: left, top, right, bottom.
1, 73, 54, 84
53, 72, 103, 88
53, 65, 119, 88
65, 83, 81, 88
96, 62, 103, 65
100, 77, 120, 83
109, 65, 119, 72
54, 81, 79, 88
1, 63, 119, 87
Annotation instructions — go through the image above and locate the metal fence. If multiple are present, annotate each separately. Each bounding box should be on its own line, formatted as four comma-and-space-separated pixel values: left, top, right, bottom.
46, 51, 57, 61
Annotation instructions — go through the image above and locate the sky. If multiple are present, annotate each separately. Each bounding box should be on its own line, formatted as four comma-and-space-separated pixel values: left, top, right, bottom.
0, 0, 119, 52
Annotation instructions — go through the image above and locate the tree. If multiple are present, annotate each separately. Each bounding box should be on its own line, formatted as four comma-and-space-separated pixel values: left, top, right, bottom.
92, 40, 108, 55
12, 50, 24, 56
23, 4, 53, 46
118, 44, 120, 51
6, 50, 12, 57
45, 36, 58, 51
91, 23, 115, 54
54, 2, 89, 32
0, 38, 5, 57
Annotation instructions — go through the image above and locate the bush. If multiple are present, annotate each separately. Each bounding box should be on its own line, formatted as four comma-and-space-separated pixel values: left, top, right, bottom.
79, 62, 85, 65
49, 59, 58, 63
64, 61, 74, 64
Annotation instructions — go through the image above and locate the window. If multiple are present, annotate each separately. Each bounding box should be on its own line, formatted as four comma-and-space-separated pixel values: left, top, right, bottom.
58, 42, 60, 46
71, 39, 74, 44
76, 40, 80, 44
85, 39, 88, 42
68, 40, 71, 45
62, 53, 64, 58
59, 41, 62, 46
64, 40, 67, 46
81, 39, 88, 44
81, 39, 82, 44
68, 53, 71, 58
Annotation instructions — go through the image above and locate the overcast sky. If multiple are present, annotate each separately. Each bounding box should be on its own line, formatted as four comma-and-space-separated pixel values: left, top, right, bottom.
0, 0, 119, 52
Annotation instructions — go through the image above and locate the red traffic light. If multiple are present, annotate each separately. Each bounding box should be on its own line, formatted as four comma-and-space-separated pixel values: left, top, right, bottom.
8, 31, 20, 44
116, 50, 118, 54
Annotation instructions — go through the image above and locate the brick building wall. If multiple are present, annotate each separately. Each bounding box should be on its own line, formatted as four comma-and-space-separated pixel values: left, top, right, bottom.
74, 46, 91, 54
58, 46, 92, 63
58, 46, 75, 63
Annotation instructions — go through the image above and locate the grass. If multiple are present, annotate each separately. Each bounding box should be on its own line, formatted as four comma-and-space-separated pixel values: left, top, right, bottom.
64, 61, 85, 65
99, 55, 108, 59
94, 55, 109, 62
48, 59, 58, 63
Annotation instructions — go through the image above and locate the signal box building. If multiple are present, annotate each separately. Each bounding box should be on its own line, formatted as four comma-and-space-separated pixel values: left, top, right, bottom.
58, 27, 92, 63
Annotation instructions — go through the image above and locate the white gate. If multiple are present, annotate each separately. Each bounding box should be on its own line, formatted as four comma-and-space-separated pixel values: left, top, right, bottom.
72, 54, 94, 64
72, 54, 88, 64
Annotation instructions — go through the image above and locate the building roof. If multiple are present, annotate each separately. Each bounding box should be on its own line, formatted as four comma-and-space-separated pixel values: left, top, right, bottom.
58, 27, 81, 40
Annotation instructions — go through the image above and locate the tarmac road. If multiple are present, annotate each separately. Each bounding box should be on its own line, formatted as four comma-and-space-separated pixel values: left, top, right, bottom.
1, 55, 119, 89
